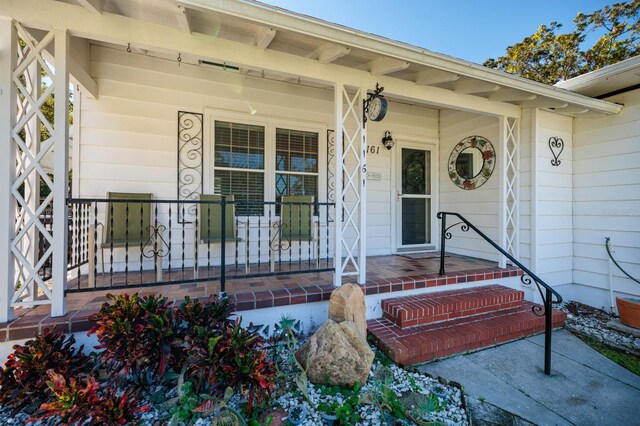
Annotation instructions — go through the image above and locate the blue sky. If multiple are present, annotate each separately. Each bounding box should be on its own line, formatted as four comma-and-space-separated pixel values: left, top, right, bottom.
260, 0, 613, 64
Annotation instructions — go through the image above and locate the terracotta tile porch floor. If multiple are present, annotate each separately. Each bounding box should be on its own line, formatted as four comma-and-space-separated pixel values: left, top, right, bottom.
1, 253, 523, 342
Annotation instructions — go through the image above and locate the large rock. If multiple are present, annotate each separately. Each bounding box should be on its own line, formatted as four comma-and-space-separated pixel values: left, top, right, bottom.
328, 283, 367, 342
295, 320, 374, 387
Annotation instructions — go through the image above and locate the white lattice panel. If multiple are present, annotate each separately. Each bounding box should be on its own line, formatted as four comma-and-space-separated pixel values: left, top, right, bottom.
504, 117, 519, 259
334, 85, 367, 285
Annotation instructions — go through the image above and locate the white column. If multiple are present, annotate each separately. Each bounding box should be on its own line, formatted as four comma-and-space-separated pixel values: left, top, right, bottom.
51, 28, 69, 317
0, 18, 17, 322
358, 88, 367, 285
333, 83, 344, 287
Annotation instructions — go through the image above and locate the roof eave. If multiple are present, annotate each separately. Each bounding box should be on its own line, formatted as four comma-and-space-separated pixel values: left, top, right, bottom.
181, 0, 622, 115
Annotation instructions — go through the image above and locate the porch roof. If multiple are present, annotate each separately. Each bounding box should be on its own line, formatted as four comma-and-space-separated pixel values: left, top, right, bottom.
3, 0, 622, 117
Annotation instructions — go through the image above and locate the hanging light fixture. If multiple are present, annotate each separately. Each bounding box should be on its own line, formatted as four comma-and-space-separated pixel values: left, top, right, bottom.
381, 130, 395, 150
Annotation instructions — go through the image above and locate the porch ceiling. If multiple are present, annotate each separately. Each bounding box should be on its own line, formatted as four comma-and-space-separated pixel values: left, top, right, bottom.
37, 0, 622, 116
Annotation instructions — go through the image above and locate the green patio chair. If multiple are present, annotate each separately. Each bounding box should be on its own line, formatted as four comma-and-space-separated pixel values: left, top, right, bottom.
270, 195, 319, 272
99, 192, 154, 275
194, 194, 249, 277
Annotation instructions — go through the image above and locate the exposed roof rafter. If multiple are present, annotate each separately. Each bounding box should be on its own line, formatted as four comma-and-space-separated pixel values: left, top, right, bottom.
75, 0, 102, 14
415, 69, 460, 85
175, 5, 191, 34
518, 99, 569, 109
454, 79, 501, 94
254, 26, 276, 49
312, 43, 350, 64
489, 88, 537, 102
368, 57, 410, 75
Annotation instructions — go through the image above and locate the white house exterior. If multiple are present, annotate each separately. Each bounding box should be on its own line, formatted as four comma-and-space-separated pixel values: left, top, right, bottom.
0, 0, 637, 326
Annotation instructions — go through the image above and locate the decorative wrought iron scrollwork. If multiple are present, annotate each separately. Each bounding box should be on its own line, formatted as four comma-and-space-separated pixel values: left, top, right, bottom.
548, 137, 564, 166
443, 221, 470, 240
270, 222, 291, 252
326, 129, 336, 222
142, 224, 170, 259
177, 111, 203, 223
520, 273, 547, 317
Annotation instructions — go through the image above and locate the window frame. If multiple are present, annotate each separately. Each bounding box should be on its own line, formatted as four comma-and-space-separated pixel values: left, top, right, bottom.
204, 109, 327, 219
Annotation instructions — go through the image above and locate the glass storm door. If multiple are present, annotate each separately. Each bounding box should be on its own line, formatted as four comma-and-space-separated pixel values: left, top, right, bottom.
397, 147, 432, 248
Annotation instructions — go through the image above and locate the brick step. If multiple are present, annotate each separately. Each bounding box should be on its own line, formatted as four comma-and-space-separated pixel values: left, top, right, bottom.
368, 301, 567, 366
382, 284, 524, 328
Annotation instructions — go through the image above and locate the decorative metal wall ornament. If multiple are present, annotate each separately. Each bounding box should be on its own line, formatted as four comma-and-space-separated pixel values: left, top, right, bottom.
177, 111, 203, 223
448, 136, 496, 190
548, 136, 564, 166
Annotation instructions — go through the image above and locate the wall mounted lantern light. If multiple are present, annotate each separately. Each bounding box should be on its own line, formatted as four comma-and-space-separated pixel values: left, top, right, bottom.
381, 130, 395, 150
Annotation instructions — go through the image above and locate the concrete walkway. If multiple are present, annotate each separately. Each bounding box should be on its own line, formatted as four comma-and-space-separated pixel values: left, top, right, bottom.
419, 329, 640, 426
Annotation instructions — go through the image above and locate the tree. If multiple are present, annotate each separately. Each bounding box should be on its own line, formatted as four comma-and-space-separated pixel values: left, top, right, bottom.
484, 1, 640, 85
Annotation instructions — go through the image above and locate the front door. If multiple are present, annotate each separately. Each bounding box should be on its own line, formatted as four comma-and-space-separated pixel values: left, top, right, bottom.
397, 145, 432, 249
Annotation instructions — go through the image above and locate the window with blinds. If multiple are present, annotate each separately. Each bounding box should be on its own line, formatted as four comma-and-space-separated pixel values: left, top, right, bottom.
275, 128, 319, 212
213, 121, 265, 216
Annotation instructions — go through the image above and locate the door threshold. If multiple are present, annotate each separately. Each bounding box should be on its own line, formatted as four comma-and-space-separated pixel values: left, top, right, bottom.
395, 246, 436, 254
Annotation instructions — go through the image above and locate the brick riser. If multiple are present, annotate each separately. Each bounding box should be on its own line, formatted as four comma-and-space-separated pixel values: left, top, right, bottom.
382, 284, 524, 328
368, 301, 567, 366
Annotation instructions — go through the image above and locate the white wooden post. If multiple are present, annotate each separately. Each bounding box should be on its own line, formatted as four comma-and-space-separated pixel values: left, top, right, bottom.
0, 17, 17, 323
51, 28, 69, 317
358, 89, 367, 285
333, 83, 344, 287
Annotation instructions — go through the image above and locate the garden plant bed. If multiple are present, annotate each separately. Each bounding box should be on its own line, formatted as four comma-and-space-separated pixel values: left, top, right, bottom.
560, 301, 640, 374
0, 293, 469, 425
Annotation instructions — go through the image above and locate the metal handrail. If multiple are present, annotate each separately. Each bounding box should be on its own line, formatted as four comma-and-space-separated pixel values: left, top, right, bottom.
437, 211, 563, 375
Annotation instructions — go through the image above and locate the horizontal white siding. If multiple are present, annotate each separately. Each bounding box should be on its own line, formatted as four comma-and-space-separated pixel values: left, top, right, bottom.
573, 88, 640, 302
439, 110, 500, 262
533, 111, 573, 285
79, 45, 439, 259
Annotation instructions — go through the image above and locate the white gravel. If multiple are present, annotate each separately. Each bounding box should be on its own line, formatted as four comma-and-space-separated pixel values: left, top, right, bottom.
559, 301, 640, 354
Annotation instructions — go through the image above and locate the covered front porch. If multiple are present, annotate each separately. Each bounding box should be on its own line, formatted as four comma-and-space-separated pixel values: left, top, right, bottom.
0, 0, 615, 324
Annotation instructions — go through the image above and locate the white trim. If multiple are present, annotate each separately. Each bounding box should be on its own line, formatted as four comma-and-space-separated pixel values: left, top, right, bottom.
71, 89, 81, 197
202, 107, 327, 217
530, 109, 539, 273
0, 17, 17, 323
51, 28, 69, 317
333, 83, 343, 287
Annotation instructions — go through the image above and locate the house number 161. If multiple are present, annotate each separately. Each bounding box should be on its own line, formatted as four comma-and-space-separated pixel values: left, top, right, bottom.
366, 145, 380, 154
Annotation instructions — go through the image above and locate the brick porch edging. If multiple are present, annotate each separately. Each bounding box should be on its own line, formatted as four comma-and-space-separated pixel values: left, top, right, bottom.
0, 266, 522, 342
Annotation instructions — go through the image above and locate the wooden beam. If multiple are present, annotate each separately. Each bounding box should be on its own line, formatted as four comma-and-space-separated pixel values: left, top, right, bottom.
75, 0, 102, 14
415, 69, 460, 85
42, 43, 98, 99
312, 43, 350, 64
1, 0, 522, 117
489, 88, 536, 102
454, 79, 501, 94
175, 5, 191, 34
368, 57, 410, 75
254, 26, 276, 50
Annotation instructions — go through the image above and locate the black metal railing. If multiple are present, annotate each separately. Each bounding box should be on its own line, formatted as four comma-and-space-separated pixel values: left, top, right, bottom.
437, 211, 563, 375
34, 203, 91, 282
65, 197, 335, 297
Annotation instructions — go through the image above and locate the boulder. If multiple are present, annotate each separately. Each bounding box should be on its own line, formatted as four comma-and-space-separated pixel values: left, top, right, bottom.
295, 320, 374, 387
328, 283, 367, 342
